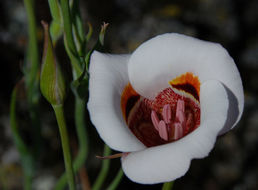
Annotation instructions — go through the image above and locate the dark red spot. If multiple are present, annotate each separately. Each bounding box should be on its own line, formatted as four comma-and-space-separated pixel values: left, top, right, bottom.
125, 95, 140, 122
171, 83, 199, 101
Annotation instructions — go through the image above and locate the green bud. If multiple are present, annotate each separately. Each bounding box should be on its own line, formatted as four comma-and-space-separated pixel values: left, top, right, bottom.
99, 22, 109, 46
40, 21, 66, 106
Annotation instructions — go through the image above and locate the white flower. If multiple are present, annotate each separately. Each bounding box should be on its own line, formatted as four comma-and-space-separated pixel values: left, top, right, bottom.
87, 33, 244, 184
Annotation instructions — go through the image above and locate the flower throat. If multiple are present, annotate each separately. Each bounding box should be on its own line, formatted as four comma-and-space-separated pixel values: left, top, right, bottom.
121, 72, 201, 147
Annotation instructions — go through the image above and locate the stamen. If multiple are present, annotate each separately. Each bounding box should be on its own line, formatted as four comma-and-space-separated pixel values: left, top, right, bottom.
185, 112, 193, 134
158, 120, 169, 141
151, 110, 160, 131
162, 104, 171, 124
150, 99, 196, 142
175, 99, 186, 126
173, 123, 183, 140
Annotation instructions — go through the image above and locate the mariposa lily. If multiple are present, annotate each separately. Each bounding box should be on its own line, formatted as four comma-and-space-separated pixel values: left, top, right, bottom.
87, 33, 244, 184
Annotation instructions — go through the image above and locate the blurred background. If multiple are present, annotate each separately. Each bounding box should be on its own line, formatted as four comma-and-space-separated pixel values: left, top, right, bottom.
0, 0, 257, 189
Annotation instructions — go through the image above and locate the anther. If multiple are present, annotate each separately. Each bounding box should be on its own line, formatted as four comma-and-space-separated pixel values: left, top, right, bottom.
158, 120, 169, 141
151, 110, 160, 131
175, 99, 186, 127
162, 104, 171, 124
173, 123, 183, 140
185, 112, 193, 134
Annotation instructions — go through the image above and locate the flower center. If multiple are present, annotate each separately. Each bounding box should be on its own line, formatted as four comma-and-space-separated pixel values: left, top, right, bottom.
121, 72, 201, 147
151, 100, 190, 141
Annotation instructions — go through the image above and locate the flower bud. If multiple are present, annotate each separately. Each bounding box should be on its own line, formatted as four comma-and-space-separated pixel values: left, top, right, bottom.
40, 21, 66, 106
99, 22, 109, 46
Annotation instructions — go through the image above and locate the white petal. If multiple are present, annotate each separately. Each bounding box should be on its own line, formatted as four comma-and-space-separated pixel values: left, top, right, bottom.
128, 33, 244, 132
87, 51, 145, 152
122, 80, 229, 184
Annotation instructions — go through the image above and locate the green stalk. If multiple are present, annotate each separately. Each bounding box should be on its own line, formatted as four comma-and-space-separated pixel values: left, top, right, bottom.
48, 0, 63, 45
48, 0, 61, 22
60, 0, 82, 77
10, 86, 34, 190
106, 168, 123, 190
74, 98, 89, 171
92, 145, 112, 190
64, 37, 82, 78
28, 101, 41, 157
162, 181, 174, 190
23, 0, 41, 157
70, 0, 85, 55
60, 0, 77, 56
24, 175, 32, 190
54, 98, 89, 190
71, 0, 85, 42
53, 104, 76, 190
23, 0, 39, 92
52, 0, 89, 189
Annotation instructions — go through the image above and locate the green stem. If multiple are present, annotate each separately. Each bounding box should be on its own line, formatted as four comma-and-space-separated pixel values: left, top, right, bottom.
71, 0, 85, 42
24, 0, 42, 157
53, 104, 76, 190
23, 0, 39, 98
60, 0, 83, 77
162, 181, 174, 190
29, 102, 42, 157
92, 145, 112, 190
64, 37, 83, 77
74, 98, 89, 170
10, 86, 34, 190
107, 168, 123, 190
60, 0, 77, 56
70, 0, 85, 55
48, 0, 61, 22
54, 98, 89, 190
24, 174, 32, 190
48, 0, 63, 44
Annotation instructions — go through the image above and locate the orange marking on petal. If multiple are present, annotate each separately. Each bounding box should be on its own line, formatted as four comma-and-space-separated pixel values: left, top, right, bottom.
121, 83, 140, 122
169, 72, 200, 101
